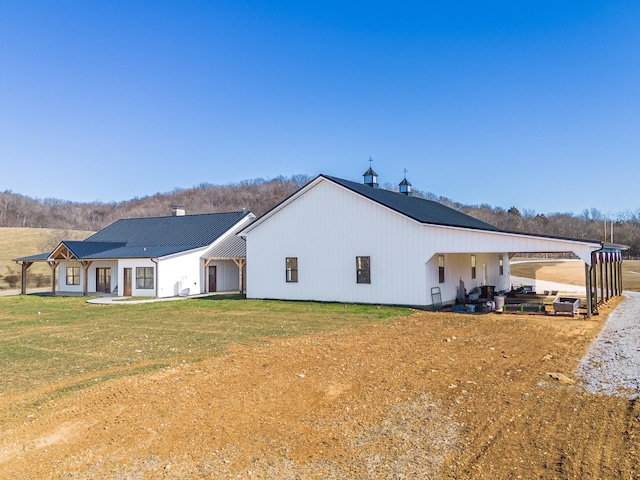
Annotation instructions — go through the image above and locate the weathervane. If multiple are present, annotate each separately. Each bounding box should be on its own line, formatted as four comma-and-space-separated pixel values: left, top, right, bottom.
403, 168, 408, 179
368, 156, 374, 168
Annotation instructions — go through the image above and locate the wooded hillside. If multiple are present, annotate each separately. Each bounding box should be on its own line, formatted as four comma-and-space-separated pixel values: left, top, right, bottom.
2, 175, 639, 256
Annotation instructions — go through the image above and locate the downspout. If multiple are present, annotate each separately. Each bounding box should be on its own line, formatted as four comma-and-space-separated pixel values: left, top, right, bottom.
151, 257, 159, 298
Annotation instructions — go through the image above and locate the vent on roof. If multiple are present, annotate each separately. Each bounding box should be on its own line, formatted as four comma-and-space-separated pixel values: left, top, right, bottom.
363, 157, 379, 188
172, 205, 186, 216
399, 170, 412, 196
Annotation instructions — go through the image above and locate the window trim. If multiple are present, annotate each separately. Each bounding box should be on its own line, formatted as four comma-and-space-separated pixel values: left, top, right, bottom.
499, 256, 504, 275
66, 266, 80, 285
136, 267, 154, 290
471, 255, 476, 280
286, 257, 298, 283
356, 256, 371, 284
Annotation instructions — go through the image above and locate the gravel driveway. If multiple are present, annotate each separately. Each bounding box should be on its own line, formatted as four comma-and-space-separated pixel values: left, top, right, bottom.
577, 291, 640, 399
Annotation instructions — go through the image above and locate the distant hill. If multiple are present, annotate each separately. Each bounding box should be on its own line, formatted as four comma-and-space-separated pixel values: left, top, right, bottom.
2, 174, 640, 256
0, 175, 311, 231
0, 227, 94, 291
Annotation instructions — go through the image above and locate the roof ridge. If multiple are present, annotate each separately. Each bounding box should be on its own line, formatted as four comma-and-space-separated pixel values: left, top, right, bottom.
116, 210, 251, 221
321, 174, 501, 232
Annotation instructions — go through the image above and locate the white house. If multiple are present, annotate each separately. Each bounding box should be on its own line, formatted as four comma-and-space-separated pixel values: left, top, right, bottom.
15, 209, 255, 298
240, 172, 621, 313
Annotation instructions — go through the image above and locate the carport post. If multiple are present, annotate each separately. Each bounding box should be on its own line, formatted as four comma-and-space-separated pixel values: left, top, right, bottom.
585, 262, 592, 318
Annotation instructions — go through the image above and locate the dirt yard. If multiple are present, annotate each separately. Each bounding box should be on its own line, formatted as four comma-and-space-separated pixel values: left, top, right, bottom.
1, 298, 638, 479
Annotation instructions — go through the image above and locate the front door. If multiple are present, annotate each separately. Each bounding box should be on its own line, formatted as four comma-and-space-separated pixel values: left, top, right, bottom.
208, 265, 217, 293
96, 268, 111, 293
123, 268, 132, 296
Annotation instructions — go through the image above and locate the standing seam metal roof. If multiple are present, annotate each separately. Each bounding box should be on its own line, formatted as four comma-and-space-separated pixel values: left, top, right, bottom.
14, 211, 253, 262
322, 175, 501, 231
204, 235, 246, 259
85, 211, 253, 247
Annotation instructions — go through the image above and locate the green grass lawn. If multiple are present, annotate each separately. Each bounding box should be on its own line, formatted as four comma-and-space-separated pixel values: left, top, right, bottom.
0, 295, 412, 410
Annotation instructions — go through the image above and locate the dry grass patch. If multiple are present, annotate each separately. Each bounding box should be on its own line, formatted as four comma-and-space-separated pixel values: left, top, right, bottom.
511, 258, 640, 292
0, 227, 93, 291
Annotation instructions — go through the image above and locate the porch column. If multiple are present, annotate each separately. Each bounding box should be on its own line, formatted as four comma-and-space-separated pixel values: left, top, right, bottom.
608, 253, 614, 299
619, 253, 624, 293
232, 258, 246, 294
591, 252, 598, 311
585, 262, 592, 318
80, 261, 92, 296
203, 259, 212, 293
599, 253, 605, 303
611, 253, 617, 296
616, 254, 620, 296
19, 261, 33, 295
605, 253, 611, 301
48, 261, 59, 295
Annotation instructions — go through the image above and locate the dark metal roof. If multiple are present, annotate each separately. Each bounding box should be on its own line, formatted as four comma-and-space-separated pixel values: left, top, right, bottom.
59, 241, 126, 258
14, 211, 253, 262
86, 211, 253, 247
14, 252, 51, 262
323, 175, 501, 232
82, 245, 201, 259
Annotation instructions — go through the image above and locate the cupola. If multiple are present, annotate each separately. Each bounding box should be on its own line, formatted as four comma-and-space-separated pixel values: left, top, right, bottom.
399, 170, 412, 196
363, 157, 379, 188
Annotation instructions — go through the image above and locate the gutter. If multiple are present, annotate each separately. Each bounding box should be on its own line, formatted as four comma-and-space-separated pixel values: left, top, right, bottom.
151, 257, 159, 298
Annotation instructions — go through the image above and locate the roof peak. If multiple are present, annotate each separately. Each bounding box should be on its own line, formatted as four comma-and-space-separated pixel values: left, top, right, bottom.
320, 174, 500, 232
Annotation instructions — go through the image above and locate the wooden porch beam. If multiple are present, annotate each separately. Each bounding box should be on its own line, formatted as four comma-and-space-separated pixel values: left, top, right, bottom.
591, 251, 598, 312
232, 258, 246, 294
18, 261, 33, 295
47, 260, 59, 295
80, 261, 92, 296
599, 254, 604, 303
585, 262, 592, 318
619, 255, 624, 293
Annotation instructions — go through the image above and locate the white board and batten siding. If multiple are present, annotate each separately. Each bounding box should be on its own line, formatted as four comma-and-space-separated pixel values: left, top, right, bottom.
244, 177, 602, 307
244, 179, 509, 307
118, 258, 158, 297
155, 247, 208, 298
57, 260, 118, 294
207, 260, 241, 292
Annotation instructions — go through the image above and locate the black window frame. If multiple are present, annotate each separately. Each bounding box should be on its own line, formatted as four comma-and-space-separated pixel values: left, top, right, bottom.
66, 266, 80, 285
356, 256, 371, 284
136, 266, 154, 289
286, 257, 298, 283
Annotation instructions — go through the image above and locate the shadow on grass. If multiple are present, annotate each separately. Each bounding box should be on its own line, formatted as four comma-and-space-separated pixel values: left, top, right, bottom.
193, 293, 247, 301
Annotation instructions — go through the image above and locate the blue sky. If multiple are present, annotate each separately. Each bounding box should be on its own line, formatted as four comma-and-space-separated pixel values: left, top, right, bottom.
1, 1, 638, 216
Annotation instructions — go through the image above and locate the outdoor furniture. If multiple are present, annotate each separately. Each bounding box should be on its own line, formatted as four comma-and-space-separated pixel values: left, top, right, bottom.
504, 302, 545, 313
553, 297, 581, 317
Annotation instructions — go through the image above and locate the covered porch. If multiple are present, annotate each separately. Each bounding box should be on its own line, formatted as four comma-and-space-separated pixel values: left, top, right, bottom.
505, 242, 627, 317
202, 234, 247, 294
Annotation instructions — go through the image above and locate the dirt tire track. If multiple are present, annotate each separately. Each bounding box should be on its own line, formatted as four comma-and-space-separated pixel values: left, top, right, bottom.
1, 302, 638, 479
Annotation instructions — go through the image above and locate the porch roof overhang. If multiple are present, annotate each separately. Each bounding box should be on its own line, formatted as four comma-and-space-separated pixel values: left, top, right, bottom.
425, 225, 629, 266
499, 233, 630, 265
14, 252, 51, 263
203, 235, 246, 260
49, 241, 126, 260
80, 244, 201, 260
13, 242, 198, 263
